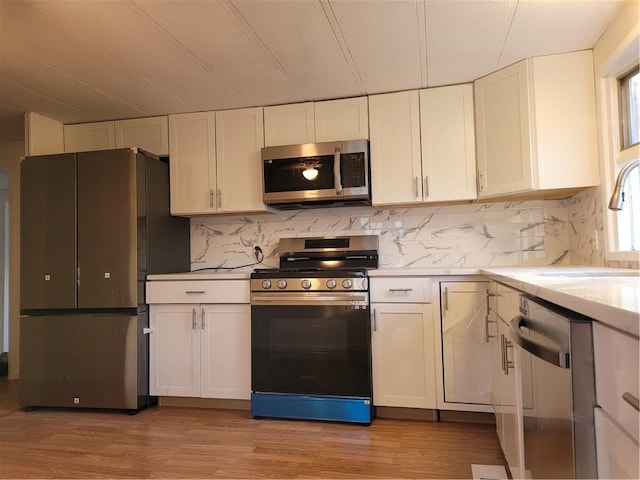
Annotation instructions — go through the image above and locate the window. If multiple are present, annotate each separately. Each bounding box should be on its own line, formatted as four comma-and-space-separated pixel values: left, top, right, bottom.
619, 67, 640, 149
614, 67, 640, 252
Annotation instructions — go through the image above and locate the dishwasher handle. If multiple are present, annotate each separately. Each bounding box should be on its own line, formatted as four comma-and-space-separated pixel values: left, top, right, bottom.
510, 315, 570, 368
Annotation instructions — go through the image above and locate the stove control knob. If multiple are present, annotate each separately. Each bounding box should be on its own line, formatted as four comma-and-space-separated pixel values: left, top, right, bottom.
326, 279, 337, 289
277, 280, 287, 289
261, 280, 272, 290
301, 279, 312, 290
342, 279, 353, 289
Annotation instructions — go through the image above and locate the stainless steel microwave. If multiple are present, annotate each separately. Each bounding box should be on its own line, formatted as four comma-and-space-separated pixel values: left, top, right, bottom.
261, 139, 371, 209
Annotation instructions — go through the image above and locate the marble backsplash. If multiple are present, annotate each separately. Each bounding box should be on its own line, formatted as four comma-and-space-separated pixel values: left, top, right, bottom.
190, 191, 609, 271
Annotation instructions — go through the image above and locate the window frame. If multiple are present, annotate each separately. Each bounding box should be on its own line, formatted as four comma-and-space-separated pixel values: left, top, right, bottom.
599, 72, 640, 263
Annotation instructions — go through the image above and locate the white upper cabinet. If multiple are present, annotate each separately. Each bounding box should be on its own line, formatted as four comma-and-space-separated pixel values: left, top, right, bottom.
370, 86, 476, 207
114, 116, 169, 156
314, 97, 369, 143
474, 50, 599, 199
215, 107, 267, 213
264, 102, 315, 146
264, 97, 369, 147
369, 90, 422, 206
64, 116, 169, 155
168, 112, 217, 216
420, 85, 477, 202
64, 121, 115, 153
169, 108, 267, 217
25, 112, 65, 156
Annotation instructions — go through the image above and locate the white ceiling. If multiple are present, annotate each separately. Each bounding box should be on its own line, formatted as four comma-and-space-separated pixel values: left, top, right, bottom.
0, 0, 627, 142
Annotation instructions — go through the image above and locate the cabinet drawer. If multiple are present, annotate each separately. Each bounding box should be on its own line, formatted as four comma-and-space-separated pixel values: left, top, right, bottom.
595, 407, 639, 479
593, 322, 639, 442
146, 280, 249, 304
370, 277, 431, 303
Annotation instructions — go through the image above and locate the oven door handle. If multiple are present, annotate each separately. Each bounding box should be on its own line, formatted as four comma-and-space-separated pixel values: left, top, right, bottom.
251, 292, 367, 306
510, 315, 570, 368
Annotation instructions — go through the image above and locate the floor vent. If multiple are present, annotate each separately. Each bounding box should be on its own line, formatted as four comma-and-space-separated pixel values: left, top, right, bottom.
471, 464, 508, 480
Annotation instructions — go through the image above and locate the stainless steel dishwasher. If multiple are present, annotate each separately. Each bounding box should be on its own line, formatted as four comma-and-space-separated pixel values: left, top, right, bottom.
510, 295, 597, 479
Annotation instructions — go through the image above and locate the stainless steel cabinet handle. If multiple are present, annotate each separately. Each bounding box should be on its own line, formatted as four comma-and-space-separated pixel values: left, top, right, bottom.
209, 189, 215, 209
414, 176, 419, 198
217, 189, 222, 209
201, 308, 206, 330
484, 290, 497, 343
424, 176, 429, 197
388, 288, 413, 293
623, 392, 640, 411
192, 308, 197, 330
504, 337, 514, 375
442, 286, 449, 312
185, 290, 205, 294
334, 147, 343, 194
372, 308, 378, 332
483, 313, 497, 343
510, 315, 570, 368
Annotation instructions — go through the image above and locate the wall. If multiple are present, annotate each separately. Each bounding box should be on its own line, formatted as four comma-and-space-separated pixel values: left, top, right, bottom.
190, 197, 590, 271
0, 140, 24, 379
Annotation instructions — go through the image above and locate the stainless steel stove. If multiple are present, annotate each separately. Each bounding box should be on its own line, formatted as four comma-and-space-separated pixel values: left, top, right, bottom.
250, 235, 378, 424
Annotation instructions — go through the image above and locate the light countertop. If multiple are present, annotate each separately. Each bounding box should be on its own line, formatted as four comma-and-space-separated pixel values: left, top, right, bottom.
147, 270, 251, 280
148, 266, 639, 337
480, 267, 639, 337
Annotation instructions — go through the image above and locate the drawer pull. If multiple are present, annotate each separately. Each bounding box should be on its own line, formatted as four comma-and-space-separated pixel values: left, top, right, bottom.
185, 290, 206, 294
623, 392, 640, 412
388, 288, 413, 293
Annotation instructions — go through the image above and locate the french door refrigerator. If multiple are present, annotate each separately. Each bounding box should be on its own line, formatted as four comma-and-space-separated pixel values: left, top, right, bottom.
19, 148, 190, 412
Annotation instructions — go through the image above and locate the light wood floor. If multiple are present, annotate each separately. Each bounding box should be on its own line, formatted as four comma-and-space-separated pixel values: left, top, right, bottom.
0, 379, 506, 479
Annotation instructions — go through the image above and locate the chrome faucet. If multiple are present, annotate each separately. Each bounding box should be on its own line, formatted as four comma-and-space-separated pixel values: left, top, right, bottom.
608, 158, 640, 211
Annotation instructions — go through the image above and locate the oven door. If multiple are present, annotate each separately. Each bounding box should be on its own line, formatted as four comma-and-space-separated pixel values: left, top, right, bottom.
251, 292, 372, 398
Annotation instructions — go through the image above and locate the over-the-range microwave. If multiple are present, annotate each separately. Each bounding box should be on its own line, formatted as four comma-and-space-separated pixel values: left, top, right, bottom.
261, 139, 371, 209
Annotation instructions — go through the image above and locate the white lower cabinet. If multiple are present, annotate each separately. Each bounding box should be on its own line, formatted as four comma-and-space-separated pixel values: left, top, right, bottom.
489, 281, 531, 480
594, 407, 639, 479
440, 281, 491, 405
370, 277, 436, 409
593, 322, 639, 479
146, 279, 251, 400
149, 303, 250, 399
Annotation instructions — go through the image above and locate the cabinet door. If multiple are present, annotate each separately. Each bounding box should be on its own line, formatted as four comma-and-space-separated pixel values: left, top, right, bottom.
168, 112, 217, 216
314, 97, 369, 142
200, 304, 251, 400
149, 304, 201, 397
369, 90, 422, 206
474, 60, 533, 197
371, 302, 435, 408
64, 121, 115, 153
420, 85, 476, 202
264, 102, 315, 146
594, 407, 640, 479
499, 318, 525, 480
440, 281, 491, 404
215, 107, 266, 213
115, 116, 169, 156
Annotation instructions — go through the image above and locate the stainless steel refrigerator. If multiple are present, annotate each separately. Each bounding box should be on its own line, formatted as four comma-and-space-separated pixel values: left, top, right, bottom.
19, 148, 190, 412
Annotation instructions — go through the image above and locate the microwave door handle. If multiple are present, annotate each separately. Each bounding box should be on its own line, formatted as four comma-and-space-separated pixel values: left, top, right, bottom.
334, 147, 343, 194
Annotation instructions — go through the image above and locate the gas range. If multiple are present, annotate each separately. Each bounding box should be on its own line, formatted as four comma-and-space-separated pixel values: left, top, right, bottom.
249, 235, 379, 425
251, 235, 378, 293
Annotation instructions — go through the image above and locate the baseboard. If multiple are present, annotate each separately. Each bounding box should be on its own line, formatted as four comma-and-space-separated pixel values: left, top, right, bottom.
158, 396, 251, 410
